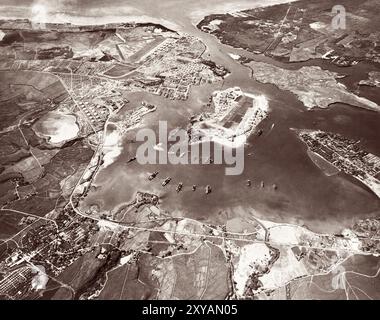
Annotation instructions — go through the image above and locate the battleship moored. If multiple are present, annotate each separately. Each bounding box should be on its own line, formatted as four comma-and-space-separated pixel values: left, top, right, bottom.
127, 156, 137, 163
176, 182, 183, 193
148, 171, 159, 181
162, 177, 172, 187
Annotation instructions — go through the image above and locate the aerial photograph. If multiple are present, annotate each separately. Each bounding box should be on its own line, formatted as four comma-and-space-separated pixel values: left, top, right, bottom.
0, 0, 379, 303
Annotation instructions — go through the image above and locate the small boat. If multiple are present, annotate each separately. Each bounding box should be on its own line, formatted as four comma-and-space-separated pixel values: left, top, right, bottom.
192, 185, 197, 192
162, 177, 171, 187
148, 171, 159, 181
246, 180, 252, 187
205, 185, 212, 195
176, 182, 183, 193
127, 156, 137, 163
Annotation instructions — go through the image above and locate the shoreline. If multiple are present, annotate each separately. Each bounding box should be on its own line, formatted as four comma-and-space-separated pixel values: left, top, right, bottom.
2, 1, 378, 243
0, 0, 298, 32
190, 0, 299, 27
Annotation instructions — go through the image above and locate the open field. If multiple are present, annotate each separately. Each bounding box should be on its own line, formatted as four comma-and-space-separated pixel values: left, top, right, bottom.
198, 0, 380, 65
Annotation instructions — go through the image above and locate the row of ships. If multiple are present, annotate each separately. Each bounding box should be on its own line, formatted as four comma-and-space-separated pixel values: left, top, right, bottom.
148, 171, 212, 195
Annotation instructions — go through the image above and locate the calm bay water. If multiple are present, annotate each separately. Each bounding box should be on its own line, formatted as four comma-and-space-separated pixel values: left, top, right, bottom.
4, 0, 379, 232
84, 29, 380, 233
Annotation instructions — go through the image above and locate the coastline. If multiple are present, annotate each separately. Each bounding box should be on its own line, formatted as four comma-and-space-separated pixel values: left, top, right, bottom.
190, 0, 299, 27
0, 0, 380, 301
1, 0, 378, 241
0, 0, 298, 33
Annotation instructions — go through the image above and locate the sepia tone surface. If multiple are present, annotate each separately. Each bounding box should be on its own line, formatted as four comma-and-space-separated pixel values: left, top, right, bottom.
0, 0, 379, 300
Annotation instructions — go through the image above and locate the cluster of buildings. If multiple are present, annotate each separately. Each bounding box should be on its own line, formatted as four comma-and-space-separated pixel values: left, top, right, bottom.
235, 95, 269, 137
75, 100, 110, 132
191, 87, 269, 144
0, 28, 227, 106
0, 210, 97, 298
0, 208, 98, 286
352, 218, 380, 254
154, 61, 212, 100
0, 266, 35, 299
155, 84, 190, 100
139, 37, 178, 62
212, 87, 243, 122
56, 74, 127, 132
134, 35, 223, 100
299, 130, 380, 198
119, 101, 156, 133
322, 50, 359, 67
